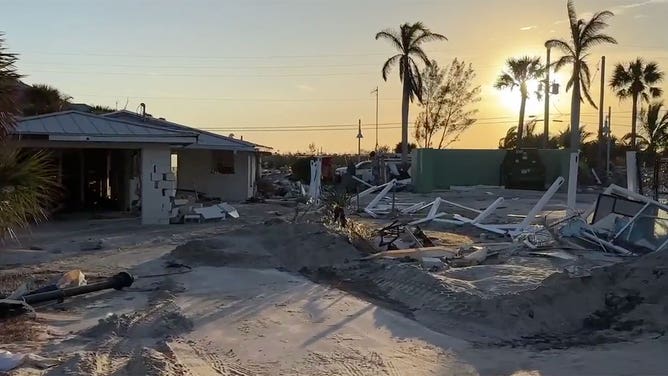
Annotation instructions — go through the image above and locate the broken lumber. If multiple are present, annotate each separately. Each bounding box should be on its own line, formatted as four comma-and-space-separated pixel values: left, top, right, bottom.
361, 246, 459, 261
450, 247, 488, 267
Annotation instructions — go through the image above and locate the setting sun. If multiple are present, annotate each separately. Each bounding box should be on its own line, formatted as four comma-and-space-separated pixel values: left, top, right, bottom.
496, 72, 566, 118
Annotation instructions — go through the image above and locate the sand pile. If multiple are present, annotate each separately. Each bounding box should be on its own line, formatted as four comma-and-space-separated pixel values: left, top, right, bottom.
475, 250, 668, 340
169, 222, 361, 272
306, 250, 668, 344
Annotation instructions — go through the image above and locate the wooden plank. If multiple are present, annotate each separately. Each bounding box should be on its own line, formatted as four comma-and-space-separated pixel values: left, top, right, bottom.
361, 246, 459, 261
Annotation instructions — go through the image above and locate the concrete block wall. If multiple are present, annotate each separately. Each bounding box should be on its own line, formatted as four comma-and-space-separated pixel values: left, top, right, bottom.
141, 146, 173, 225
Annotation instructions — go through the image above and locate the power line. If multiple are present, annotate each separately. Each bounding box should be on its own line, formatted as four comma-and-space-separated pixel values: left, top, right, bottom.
27, 69, 378, 78
18, 51, 399, 60
18, 61, 382, 70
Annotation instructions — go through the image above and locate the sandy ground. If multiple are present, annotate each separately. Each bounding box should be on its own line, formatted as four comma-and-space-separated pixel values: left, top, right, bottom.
2, 197, 668, 375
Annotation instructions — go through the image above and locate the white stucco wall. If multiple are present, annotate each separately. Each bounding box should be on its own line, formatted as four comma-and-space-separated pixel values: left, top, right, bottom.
141, 145, 173, 225
176, 149, 255, 202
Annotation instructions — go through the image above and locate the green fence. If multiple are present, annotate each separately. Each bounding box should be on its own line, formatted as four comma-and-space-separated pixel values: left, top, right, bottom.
411, 148, 572, 193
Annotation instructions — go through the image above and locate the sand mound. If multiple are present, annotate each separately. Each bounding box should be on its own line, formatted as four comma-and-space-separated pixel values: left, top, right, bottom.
169, 222, 361, 271
476, 250, 668, 340
84, 301, 193, 339
307, 250, 668, 345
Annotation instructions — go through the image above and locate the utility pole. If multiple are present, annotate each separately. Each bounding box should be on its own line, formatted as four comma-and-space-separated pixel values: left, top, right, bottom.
372, 87, 379, 151
543, 44, 551, 148
356, 119, 363, 163
598, 56, 606, 171
606, 106, 612, 178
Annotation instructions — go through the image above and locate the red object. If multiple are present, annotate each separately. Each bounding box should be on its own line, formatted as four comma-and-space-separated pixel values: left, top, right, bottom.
320, 157, 334, 182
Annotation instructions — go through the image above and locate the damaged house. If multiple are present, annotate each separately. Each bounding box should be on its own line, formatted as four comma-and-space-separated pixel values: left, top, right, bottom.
10, 109, 269, 225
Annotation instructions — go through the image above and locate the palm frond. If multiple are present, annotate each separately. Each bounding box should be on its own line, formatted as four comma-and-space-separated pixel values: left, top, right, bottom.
643, 61, 664, 85
0, 146, 61, 240
381, 54, 402, 81
580, 11, 615, 41
0, 33, 21, 139
408, 58, 423, 102
581, 34, 617, 50
375, 30, 403, 51
546, 39, 575, 56
553, 55, 574, 72
408, 46, 430, 67
411, 30, 447, 46
580, 61, 592, 88
581, 80, 598, 108
494, 73, 517, 90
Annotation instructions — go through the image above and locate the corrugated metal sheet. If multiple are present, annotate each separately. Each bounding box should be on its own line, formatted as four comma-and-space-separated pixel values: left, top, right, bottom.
15, 111, 197, 139
104, 111, 266, 151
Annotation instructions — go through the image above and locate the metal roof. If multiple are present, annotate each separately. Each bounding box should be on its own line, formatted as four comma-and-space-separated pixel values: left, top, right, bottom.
14, 111, 198, 144
103, 110, 270, 152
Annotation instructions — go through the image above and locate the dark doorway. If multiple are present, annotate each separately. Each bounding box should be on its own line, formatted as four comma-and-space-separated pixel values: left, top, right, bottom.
58, 148, 137, 212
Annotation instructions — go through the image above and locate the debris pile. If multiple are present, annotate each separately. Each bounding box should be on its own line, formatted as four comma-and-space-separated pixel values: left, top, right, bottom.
320, 174, 668, 344
170, 195, 239, 224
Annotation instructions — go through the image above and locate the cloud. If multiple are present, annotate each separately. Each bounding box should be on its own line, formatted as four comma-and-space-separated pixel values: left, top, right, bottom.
519, 25, 537, 31
552, 0, 666, 24
296, 84, 315, 92
613, 0, 667, 14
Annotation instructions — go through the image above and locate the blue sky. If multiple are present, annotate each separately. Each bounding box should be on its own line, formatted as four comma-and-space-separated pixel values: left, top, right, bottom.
2, 0, 667, 152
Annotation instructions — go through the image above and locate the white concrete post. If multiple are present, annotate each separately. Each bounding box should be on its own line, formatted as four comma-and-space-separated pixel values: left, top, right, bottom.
141, 146, 173, 225
626, 151, 639, 193
567, 153, 579, 212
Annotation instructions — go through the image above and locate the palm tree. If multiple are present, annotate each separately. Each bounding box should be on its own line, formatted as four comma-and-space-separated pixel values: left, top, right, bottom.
620, 102, 668, 154
0, 33, 59, 240
546, 0, 616, 152
376, 22, 446, 167
553, 126, 594, 150
494, 56, 544, 146
21, 84, 72, 116
609, 59, 664, 149
498, 119, 556, 149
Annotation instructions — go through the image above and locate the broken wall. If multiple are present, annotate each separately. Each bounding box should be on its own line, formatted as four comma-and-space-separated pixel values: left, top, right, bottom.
176, 149, 254, 201
412, 148, 571, 192
141, 146, 173, 225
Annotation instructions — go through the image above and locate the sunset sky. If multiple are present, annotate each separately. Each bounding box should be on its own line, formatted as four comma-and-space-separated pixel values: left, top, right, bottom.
1, 0, 667, 153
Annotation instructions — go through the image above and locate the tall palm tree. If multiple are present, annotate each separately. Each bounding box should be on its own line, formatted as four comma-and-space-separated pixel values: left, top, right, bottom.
494, 56, 544, 147
0, 33, 59, 240
376, 22, 446, 167
546, 0, 616, 152
609, 59, 664, 149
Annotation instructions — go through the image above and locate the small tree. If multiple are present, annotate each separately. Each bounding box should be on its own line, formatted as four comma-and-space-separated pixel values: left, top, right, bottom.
414, 59, 481, 148
395, 142, 416, 154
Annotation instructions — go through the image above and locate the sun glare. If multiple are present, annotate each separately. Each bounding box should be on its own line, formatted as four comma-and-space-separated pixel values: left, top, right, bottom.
496, 72, 565, 119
